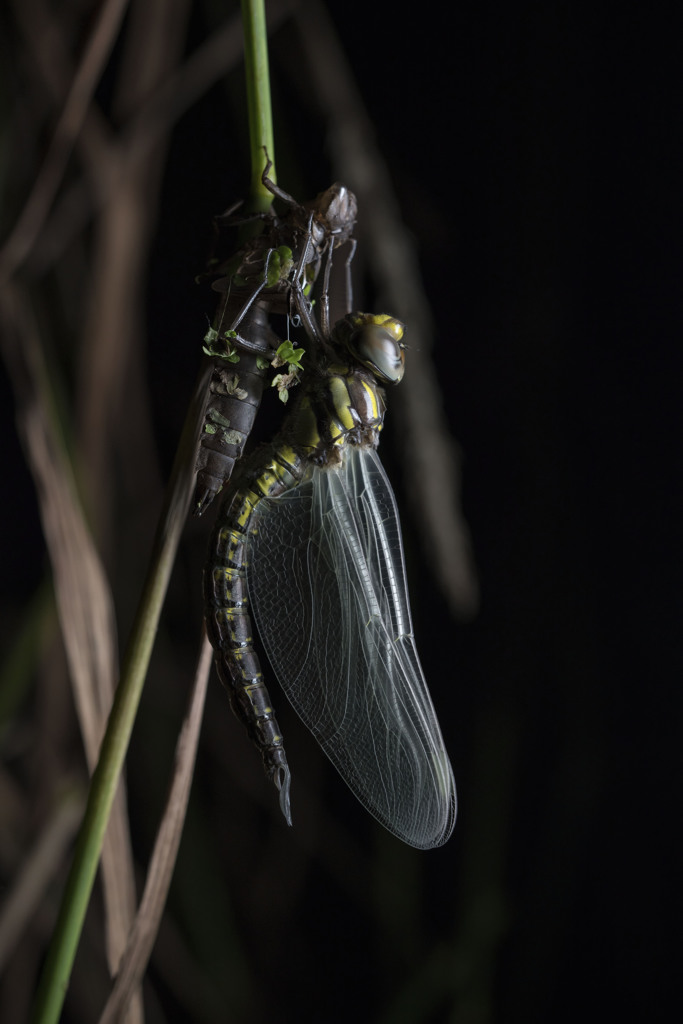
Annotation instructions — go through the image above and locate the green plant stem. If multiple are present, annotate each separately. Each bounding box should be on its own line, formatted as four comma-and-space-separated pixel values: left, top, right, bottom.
241, 0, 276, 209
31, 7, 277, 1018
30, 364, 211, 1024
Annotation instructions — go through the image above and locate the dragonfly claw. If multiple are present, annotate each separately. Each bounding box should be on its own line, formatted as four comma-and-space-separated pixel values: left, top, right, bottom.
193, 483, 219, 516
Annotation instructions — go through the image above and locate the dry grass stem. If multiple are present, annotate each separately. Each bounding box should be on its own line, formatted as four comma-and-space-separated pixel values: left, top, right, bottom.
295, 0, 479, 618
0, 285, 139, 1013
0, 789, 84, 971
98, 630, 211, 1024
77, 0, 191, 545
28, 10, 245, 277
0, 0, 131, 282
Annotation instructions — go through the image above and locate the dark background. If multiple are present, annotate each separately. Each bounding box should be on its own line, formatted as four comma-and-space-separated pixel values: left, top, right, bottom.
1, 2, 680, 1022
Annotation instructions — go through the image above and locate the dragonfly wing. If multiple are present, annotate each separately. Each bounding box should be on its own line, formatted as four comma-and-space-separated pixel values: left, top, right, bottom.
247, 446, 456, 849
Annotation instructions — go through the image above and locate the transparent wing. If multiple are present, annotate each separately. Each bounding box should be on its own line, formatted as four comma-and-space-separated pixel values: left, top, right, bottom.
247, 446, 456, 849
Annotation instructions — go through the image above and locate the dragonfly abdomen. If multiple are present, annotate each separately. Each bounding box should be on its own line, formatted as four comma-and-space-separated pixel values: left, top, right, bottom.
204, 448, 309, 825
195, 303, 281, 515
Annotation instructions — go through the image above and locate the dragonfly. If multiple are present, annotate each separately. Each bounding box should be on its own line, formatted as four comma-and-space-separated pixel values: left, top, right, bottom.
204, 310, 456, 849
194, 157, 358, 516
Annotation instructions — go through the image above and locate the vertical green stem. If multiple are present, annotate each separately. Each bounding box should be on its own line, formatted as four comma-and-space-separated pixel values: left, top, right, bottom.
30, 7, 277, 1020
30, 364, 211, 1024
241, 0, 276, 209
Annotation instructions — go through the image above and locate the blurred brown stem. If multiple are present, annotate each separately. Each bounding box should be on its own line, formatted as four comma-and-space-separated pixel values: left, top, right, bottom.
0, 0, 131, 283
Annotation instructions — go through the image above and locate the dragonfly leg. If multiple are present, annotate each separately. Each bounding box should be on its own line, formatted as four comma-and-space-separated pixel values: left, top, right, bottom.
320, 241, 334, 339
344, 238, 357, 315
261, 148, 300, 210
219, 247, 275, 335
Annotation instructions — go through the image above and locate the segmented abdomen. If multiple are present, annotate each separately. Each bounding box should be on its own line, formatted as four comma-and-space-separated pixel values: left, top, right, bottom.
194, 302, 280, 515
204, 445, 307, 824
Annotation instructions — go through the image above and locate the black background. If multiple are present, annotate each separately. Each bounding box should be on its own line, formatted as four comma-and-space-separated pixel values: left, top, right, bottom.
1, 2, 680, 1022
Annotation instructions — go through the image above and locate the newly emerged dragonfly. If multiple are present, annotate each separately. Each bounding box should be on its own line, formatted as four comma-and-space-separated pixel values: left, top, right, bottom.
194, 158, 358, 515
204, 312, 456, 849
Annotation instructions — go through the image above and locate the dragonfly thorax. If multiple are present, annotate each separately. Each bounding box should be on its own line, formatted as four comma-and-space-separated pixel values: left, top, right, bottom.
283, 360, 386, 468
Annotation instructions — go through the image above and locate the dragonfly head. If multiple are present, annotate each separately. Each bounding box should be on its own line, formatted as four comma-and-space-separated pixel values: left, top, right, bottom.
333, 313, 406, 384
310, 184, 358, 243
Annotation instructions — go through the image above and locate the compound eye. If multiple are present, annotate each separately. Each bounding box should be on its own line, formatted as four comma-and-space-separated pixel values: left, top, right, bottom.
355, 326, 405, 383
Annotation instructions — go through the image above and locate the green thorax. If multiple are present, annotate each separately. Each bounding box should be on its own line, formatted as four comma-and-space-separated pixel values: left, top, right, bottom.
282, 362, 386, 467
